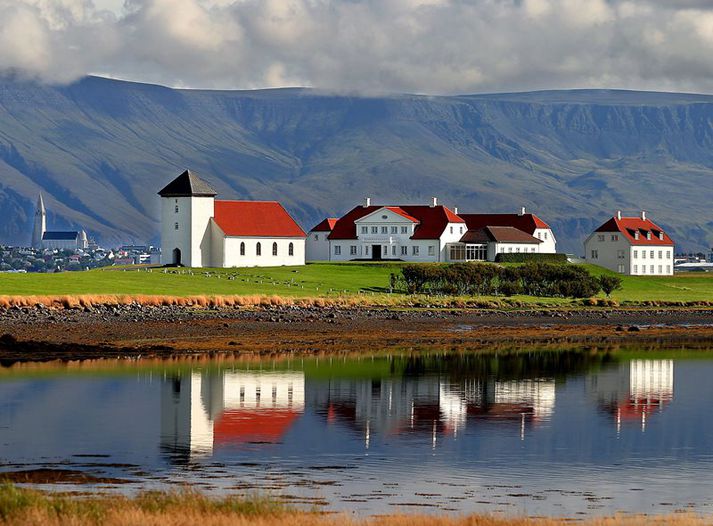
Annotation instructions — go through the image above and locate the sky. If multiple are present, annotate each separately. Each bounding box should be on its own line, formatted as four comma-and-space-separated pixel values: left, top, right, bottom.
3, 0, 713, 94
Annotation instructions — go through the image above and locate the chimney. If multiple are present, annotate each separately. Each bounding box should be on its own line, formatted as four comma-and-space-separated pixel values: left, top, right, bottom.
519, 206, 526, 216
364, 197, 371, 208
454, 207, 459, 215
616, 210, 622, 220
431, 197, 438, 207
641, 210, 646, 221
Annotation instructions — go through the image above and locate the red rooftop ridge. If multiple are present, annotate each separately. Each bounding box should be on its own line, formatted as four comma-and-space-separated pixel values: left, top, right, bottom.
214, 200, 306, 238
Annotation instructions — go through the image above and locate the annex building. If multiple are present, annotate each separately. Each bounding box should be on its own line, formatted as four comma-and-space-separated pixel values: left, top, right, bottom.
306, 199, 556, 263
584, 211, 674, 275
159, 170, 306, 268
31, 194, 88, 251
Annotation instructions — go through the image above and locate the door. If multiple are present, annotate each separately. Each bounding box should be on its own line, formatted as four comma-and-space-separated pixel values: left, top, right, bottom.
371, 244, 381, 261
172, 248, 182, 266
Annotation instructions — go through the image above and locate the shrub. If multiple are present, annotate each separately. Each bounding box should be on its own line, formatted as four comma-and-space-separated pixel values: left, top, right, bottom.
494, 253, 568, 264
599, 275, 623, 297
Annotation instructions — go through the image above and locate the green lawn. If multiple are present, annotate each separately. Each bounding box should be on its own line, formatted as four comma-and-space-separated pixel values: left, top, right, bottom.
0, 262, 712, 304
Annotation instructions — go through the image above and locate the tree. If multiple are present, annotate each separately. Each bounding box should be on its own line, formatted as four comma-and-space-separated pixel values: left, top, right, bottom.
598, 275, 623, 298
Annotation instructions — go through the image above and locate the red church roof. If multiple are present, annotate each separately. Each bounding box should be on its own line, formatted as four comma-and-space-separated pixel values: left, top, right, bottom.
459, 213, 550, 235
594, 216, 674, 246
310, 218, 338, 232
328, 204, 464, 240
213, 409, 301, 445
214, 200, 306, 238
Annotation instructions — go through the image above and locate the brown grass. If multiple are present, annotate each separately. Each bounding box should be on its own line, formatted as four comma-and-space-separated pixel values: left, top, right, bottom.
0, 485, 707, 526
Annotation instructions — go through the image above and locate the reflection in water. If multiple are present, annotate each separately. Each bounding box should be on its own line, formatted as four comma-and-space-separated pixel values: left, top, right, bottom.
161, 372, 305, 461
0, 351, 703, 516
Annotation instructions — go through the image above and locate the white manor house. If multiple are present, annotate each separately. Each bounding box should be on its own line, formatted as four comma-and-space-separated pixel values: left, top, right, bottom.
306, 198, 556, 263
159, 170, 306, 268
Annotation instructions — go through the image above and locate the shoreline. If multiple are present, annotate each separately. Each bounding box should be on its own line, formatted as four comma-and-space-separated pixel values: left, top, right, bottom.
1, 304, 712, 362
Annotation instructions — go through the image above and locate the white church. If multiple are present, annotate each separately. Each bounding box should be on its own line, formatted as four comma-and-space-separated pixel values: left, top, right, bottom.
159, 170, 306, 267
31, 194, 88, 250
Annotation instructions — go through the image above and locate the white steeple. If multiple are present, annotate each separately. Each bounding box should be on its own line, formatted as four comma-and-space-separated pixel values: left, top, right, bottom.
31, 194, 46, 249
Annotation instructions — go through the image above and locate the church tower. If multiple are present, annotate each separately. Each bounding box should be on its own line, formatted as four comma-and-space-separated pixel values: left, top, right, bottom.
158, 170, 217, 267
31, 194, 46, 249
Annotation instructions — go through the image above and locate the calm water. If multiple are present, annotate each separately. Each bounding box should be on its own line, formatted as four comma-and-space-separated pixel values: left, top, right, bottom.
0, 350, 710, 516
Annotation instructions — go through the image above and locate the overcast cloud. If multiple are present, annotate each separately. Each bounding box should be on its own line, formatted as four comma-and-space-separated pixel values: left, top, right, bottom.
3, 0, 713, 94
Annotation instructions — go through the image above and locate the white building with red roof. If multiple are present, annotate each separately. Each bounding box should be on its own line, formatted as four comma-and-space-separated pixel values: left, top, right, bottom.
584, 211, 674, 275
159, 170, 306, 267
307, 199, 556, 262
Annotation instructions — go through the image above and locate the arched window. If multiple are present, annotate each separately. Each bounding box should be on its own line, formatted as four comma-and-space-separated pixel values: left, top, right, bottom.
256, 242, 261, 256
288, 242, 294, 256
272, 242, 278, 256
240, 242, 245, 256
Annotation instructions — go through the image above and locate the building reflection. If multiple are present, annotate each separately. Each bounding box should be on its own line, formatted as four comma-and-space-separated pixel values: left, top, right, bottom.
588, 359, 674, 431
160, 370, 304, 461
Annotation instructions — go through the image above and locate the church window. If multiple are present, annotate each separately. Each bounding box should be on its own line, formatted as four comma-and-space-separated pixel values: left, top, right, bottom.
174, 222, 179, 230
272, 242, 278, 256
256, 242, 262, 256
240, 242, 245, 256
175, 205, 179, 213
289, 243, 294, 256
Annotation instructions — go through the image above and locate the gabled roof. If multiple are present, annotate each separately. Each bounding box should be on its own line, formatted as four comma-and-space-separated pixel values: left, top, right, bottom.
43, 231, 79, 241
328, 204, 464, 240
594, 216, 674, 246
310, 218, 338, 232
214, 409, 301, 445
461, 226, 542, 244
158, 170, 217, 197
459, 213, 550, 235
214, 200, 306, 238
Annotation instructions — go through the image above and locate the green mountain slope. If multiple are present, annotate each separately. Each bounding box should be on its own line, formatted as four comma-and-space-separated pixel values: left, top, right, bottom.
1, 76, 712, 253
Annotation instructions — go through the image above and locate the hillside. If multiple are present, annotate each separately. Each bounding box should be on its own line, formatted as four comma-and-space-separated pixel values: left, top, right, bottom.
1, 76, 713, 253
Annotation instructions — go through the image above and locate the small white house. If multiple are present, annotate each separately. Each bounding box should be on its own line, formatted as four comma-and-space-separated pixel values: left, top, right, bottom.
584, 211, 674, 275
159, 170, 306, 268
306, 201, 556, 263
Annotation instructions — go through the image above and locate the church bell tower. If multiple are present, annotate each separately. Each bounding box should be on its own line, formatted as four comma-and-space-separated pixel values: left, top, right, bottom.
31, 194, 46, 249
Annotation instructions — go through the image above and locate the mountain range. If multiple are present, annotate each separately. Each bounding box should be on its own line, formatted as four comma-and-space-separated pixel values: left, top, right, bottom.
1, 75, 713, 253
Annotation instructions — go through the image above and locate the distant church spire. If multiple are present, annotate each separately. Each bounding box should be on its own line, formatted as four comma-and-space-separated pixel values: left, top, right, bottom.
31, 194, 46, 249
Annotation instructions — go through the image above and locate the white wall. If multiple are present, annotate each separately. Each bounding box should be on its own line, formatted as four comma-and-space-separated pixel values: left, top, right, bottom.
629, 245, 674, 276
306, 231, 331, 261
533, 228, 557, 253
160, 195, 214, 267
223, 237, 305, 267
584, 231, 674, 276
490, 242, 540, 260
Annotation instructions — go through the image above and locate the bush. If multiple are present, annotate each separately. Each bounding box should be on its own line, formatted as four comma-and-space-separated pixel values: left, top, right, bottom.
494, 253, 568, 264
598, 275, 623, 297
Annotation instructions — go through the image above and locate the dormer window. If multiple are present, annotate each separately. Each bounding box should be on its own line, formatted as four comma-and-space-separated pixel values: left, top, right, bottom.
634, 231, 640, 240
659, 232, 664, 240
646, 231, 652, 240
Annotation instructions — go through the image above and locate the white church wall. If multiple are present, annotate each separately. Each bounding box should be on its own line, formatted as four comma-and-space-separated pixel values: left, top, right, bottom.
223, 237, 305, 267
190, 197, 215, 268
160, 196, 193, 266
209, 220, 225, 268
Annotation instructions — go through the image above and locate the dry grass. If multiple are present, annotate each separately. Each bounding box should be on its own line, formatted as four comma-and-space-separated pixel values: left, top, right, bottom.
0, 485, 707, 526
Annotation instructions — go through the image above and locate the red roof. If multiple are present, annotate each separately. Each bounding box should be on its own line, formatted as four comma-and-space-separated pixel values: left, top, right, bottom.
214, 200, 306, 238
461, 226, 542, 244
310, 218, 338, 232
594, 216, 674, 246
328, 204, 464, 240
459, 213, 550, 235
214, 409, 301, 444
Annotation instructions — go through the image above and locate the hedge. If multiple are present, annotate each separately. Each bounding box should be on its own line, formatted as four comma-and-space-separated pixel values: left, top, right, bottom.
494, 253, 569, 264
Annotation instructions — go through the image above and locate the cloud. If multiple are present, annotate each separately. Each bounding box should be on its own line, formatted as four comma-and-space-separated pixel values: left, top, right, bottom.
3, 0, 713, 94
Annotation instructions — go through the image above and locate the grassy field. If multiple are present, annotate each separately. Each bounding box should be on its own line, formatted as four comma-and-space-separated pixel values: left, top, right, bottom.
0, 484, 705, 526
0, 262, 711, 305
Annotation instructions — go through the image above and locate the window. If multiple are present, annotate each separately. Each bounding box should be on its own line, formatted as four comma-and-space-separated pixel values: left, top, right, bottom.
361, 226, 368, 234
240, 242, 245, 256
371, 226, 378, 234
174, 222, 179, 230
315, 234, 319, 241
617, 250, 625, 259
383, 245, 388, 256
460, 227, 464, 234
597, 234, 605, 242
591, 249, 598, 259
450, 244, 465, 261
658, 265, 663, 273
428, 245, 435, 256
401, 226, 408, 234
350, 245, 357, 255
175, 205, 179, 213
334, 245, 341, 256
450, 226, 454, 234
666, 265, 671, 274
401, 246, 407, 256
256, 242, 261, 256
391, 226, 398, 234
538, 233, 542, 239
650, 265, 654, 274
544, 232, 548, 240
289, 243, 294, 256
516, 247, 521, 253
611, 234, 618, 241
633, 265, 638, 274
381, 215, 388, 219
618, 264, 625, 273
642, 251, 646, 259
365, 246, 370, 255
466, 245, 487, 261
642, 265, 646, 274
392, 246, 396, 256
508, 247, 513, 253
658, 250, 663, 259
666, 251, 671, 259
650, 250, 654, 259
646, 232, 652, 240
381, 226, 388, 234
412, 246, 419, 256
272, 242, 278, 256
633, 250, 638, 259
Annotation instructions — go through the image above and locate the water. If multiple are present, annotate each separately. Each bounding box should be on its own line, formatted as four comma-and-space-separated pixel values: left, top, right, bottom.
0, 350, 710, 516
